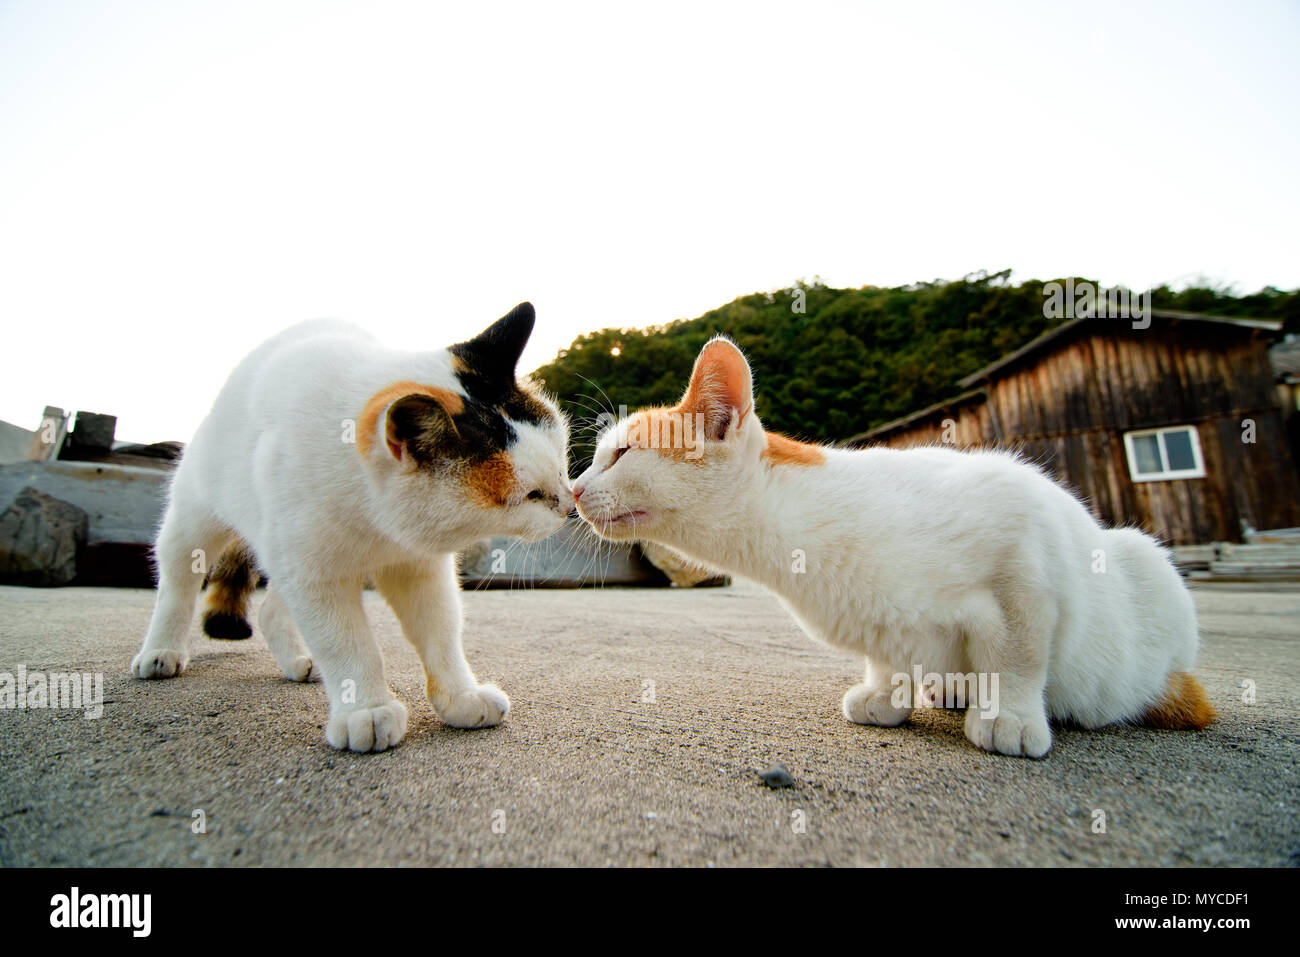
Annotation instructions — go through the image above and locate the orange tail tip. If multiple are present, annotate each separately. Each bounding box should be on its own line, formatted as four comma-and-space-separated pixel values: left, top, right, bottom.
1141, 672, 1216, 730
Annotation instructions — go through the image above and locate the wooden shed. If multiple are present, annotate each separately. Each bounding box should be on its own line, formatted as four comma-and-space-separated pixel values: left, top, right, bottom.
846, 310, 1300, 545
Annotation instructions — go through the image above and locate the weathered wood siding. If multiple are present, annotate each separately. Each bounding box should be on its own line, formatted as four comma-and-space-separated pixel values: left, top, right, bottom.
864, 395, 994, 448
859, 323, 1300, 545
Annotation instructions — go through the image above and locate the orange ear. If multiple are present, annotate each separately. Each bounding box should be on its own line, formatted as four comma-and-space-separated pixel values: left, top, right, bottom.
680, 338, 753, 440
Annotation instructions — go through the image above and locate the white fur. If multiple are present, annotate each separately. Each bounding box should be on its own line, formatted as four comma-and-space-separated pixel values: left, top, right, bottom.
131, 318, 571, 752
574, 338, 1200, 757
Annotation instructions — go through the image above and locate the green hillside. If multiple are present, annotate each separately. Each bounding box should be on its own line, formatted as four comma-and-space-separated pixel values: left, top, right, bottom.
533, 270, 1298, 471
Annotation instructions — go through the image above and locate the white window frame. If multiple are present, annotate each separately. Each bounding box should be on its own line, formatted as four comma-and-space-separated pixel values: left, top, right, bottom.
1122, 425, 1206, 483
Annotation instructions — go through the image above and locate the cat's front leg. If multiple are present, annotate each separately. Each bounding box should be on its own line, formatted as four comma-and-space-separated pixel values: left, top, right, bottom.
276, 578, 407, 752
842, 657, 913, 727
962, 671, 1052, 758
373, 556, 509, 729
962, 601, 1053, 758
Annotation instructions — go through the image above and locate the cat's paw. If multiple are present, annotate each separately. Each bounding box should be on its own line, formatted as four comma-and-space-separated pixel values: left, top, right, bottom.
280, 655, 320, 683
964, 707, 1052, 758
131, 649, 188, 679
326, 700, 408, 753
438, 684, 510, 729
842, 684, 911, 727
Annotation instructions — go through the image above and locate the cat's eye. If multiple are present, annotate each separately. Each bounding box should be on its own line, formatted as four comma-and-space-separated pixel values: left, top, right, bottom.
526, 489, 545, 501
608, 445, 629, 467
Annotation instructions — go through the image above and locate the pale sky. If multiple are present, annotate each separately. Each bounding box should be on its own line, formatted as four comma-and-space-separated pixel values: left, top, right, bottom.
2, 0, 1298, 444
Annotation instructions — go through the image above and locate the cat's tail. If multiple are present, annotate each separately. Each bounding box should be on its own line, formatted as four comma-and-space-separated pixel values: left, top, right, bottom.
202, 540, 258, 640
1139, 671, 1216, 730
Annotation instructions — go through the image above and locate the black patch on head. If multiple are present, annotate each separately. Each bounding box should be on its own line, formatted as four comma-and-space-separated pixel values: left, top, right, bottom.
451, 303, 534, 403
386, 304, 560, 470
451, 303, 555, 426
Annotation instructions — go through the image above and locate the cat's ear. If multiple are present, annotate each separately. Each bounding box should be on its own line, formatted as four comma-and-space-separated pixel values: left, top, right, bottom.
451, 302, 536, 389
681, 337, 753, 441
384, 393, 463, 467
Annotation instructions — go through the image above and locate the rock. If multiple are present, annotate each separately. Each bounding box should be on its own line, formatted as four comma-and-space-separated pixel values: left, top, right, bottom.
640, 541, 730, 588
0, 458, 169, 545
758, 762, 796, 789
0, 486, 88, 586
66, 411, 116, 454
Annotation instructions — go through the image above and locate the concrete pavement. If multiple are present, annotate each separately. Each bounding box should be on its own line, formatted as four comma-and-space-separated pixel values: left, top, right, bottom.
0, 580, 1295, 866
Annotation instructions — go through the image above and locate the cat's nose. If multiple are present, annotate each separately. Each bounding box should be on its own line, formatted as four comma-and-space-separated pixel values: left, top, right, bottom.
573, 484, 585, 501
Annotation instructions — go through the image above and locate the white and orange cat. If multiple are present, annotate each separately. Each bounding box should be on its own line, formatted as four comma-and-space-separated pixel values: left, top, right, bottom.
131, 303, 572, 752
573, 337, 1214, 757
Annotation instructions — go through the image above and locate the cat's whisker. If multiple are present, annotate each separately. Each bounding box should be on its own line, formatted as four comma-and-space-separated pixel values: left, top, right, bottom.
570, 374, 619, 421
564, 397, 610, 422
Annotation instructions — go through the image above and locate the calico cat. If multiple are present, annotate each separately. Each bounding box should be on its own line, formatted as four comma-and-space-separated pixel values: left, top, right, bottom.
573, 337, 1214, 757
131, 303, 572, 752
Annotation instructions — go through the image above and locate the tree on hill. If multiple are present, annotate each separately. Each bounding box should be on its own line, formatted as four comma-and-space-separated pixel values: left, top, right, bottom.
533, 271, 1298, 473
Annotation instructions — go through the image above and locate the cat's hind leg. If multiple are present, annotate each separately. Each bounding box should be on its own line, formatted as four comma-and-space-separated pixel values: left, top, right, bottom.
131, 498, 233, 679
373, 555, 509, 729
257, 586, 319, 683
843, 657, 913, 727
961, 590, 1053, 758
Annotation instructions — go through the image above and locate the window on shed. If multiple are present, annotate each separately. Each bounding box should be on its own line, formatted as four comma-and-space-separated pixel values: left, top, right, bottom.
1122, 426, 1206, 482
